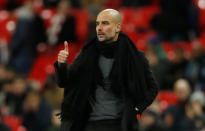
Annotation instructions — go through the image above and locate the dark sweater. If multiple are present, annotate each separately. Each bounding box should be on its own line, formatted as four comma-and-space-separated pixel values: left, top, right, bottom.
89, 55, 123, 121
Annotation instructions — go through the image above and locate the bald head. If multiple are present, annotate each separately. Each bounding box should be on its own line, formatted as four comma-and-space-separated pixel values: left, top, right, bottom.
98, 9, 122, 24
96, 9, 122, 43
174, 79, 191, 102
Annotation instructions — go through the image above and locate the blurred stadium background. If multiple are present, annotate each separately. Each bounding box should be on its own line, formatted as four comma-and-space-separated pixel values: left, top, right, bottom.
0, 0, 205, 131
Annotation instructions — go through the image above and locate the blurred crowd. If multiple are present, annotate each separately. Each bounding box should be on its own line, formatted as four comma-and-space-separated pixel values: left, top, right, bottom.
0, 0, 205, 131
0, 63, 63, 131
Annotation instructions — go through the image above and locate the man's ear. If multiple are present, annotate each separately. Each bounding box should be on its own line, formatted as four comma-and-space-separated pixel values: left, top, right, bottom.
116, 23, 121, 33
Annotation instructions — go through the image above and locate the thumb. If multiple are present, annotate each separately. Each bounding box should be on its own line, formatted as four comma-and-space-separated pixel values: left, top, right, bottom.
64, 41, 68, 52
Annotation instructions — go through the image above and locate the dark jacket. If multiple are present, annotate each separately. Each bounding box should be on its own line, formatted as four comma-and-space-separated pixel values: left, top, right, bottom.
54, 32, 158, 131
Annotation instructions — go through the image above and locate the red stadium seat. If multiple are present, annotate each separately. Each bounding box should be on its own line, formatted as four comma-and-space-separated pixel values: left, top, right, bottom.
0, 0, 7, 9
120, 6, 160, 30
71, 9, 89, 42
152, 0, 160, 5
119, 6, 159, 51
157, 91, 178, 111
199, 9, 205, 32
0, 10, 17, 44
28, 42, 84, 88
161, 42, 176, 61
4, 116, 24, 131
198, 32, 205, 49
104, 0, 122, 9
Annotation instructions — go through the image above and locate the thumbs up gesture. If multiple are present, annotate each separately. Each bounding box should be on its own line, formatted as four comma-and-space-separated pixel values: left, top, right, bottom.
58, 41, 69, 63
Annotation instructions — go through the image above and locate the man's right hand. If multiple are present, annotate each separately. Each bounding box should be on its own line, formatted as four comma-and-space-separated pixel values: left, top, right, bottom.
57, 41, 69, 63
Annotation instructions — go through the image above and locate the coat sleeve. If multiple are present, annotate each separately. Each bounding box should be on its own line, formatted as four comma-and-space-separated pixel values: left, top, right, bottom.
54, 50, 84, 88
136, 53, 159, 114
54, 62, 69, 88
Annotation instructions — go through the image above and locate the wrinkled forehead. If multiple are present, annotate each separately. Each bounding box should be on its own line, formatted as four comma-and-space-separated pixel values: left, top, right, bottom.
96, 11, 115, 23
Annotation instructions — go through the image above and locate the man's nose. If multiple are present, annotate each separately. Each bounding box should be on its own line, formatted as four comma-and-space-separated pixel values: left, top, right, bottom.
97, 24, 103, 31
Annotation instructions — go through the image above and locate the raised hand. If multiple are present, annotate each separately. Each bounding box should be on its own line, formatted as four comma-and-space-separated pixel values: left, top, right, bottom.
57, 41, 69, 63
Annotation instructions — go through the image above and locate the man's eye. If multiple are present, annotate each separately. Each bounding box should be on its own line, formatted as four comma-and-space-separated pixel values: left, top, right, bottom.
102, 21, 109, 25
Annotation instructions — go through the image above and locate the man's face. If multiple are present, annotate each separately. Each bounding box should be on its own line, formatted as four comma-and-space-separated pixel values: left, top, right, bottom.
96, 12, 120, 43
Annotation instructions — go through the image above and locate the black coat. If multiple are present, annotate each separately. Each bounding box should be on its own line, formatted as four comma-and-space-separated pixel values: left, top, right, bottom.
54, 32, 158, 131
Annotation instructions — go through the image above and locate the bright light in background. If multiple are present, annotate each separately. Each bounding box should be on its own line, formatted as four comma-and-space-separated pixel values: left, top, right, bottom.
198, 0, 205, 9
41, 10, 52, 19
6, 21, 16, 32
0, 11, 9, 21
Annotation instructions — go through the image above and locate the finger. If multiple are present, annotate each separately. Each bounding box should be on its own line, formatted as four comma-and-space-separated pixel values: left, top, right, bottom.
64, 41, 68, 52
58, 57, 66, 63
60, 50, 68, 54
58, 53, 68, 58
58, 59, 65, 63
58, 52, 68, 58
58, 55, 68, 59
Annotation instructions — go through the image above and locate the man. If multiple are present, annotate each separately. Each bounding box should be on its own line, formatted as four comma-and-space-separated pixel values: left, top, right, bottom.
54, 9, 158, 131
